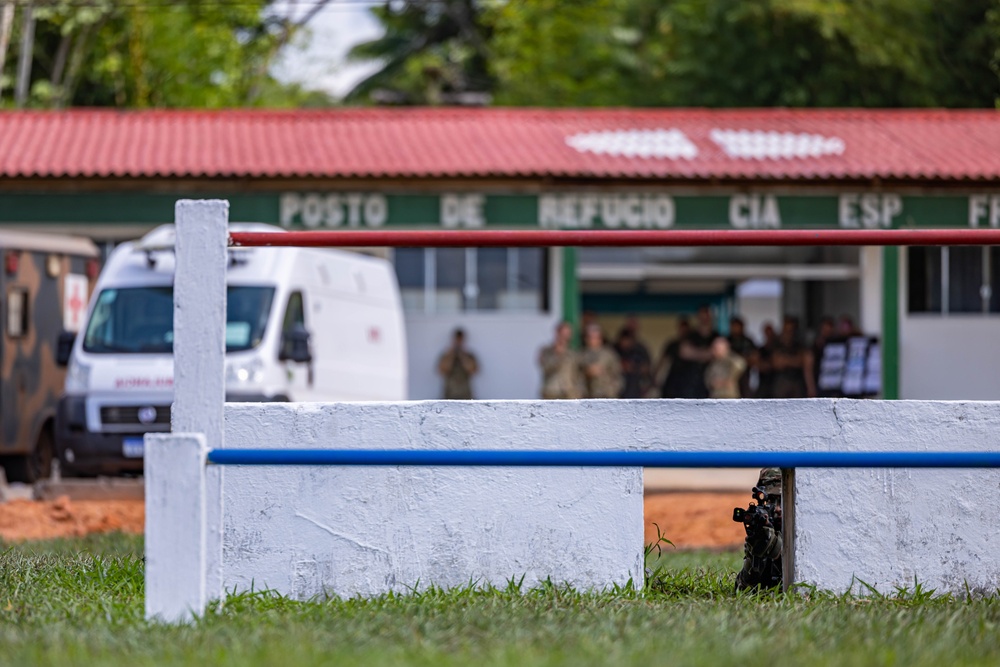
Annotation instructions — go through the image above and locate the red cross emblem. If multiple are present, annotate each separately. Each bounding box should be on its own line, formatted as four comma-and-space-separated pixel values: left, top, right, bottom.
68, 283, 85, 322
64, 275, 88, 331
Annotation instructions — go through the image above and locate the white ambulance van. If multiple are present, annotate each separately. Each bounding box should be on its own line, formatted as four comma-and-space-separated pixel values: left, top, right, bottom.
55, 224, 407, 475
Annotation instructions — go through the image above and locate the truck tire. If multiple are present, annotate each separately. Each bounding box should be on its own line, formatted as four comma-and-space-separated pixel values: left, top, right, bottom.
6, 426, 54, 484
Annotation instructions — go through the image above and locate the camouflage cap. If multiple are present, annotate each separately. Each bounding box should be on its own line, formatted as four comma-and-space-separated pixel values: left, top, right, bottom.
756, 467, 782, 496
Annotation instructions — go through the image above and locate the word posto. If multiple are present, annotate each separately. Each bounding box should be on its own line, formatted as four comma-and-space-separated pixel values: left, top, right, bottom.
281, 193, 388, 228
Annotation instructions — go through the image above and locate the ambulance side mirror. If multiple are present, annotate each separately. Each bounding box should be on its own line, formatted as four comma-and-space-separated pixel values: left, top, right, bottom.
56, 331, 76, 367
279, 324, 313, 364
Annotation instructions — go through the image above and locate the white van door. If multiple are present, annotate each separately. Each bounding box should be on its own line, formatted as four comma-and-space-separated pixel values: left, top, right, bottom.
279, 290, 314, 401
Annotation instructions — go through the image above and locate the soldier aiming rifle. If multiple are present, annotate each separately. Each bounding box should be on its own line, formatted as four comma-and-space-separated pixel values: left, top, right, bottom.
734, 467, 783, 591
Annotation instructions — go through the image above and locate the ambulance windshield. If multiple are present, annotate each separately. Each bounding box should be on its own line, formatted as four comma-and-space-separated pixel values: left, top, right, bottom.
82, 286, 275, 354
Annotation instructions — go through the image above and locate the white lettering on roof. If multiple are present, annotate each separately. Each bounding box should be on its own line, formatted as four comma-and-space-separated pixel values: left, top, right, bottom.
710, 129, 845, 159
565, 129, 698, 159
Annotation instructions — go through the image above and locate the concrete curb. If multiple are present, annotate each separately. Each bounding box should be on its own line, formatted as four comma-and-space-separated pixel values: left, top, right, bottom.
33, 478, 144, 501
643, 468, 759, 493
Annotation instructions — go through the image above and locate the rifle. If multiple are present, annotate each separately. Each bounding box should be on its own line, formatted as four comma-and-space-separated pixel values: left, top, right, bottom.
733, 485, 783, 590
732, 486, 781, 537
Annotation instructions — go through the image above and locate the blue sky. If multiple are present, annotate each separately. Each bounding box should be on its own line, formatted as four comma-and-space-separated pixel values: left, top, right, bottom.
271, 2, 384, 98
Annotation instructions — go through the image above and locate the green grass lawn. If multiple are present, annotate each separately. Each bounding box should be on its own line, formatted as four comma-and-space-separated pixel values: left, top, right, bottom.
2, 534, 1000, 666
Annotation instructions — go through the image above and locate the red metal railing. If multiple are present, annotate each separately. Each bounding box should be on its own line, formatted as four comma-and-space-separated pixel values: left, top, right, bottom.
229, 228, 1000, 248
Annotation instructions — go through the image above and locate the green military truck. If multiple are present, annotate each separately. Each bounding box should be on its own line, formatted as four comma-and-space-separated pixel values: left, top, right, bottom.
0, 231, 99, 483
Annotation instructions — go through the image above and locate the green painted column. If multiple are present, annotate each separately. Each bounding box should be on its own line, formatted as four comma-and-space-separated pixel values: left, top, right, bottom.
882, 246, 900, 399
561, 247, 581, 338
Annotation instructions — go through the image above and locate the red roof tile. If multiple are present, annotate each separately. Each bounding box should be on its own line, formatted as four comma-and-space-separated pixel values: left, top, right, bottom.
1, 108, 998, 182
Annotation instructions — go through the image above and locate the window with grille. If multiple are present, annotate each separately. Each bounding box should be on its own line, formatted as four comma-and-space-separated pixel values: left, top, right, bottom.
908, 246, 999, 314
393, 248, 548, 314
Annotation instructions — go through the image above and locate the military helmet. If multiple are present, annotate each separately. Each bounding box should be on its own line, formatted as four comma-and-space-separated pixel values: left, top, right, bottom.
756, 467, 782, 497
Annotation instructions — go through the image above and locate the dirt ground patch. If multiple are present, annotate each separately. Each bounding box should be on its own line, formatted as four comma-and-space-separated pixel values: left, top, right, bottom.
644, 492, 747, 551
0, 493, 745, 548
0, 497, 144, 542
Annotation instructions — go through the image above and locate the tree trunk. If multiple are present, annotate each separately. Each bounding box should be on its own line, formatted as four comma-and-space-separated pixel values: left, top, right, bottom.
51, 31, 74, 90
0, 0, 15, 101
15, 1, 34, 108
59, 18, 99, 108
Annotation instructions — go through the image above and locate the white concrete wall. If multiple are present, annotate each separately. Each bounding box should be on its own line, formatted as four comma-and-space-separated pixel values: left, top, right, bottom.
404, 249, 563, 400
146, 397, 1000, 614
898, 249, 1000, 400
900, 317, 1000, 399
405, 314, 561, 399
222, 401, 644, 600
793, 400, 1000, 594
211, 399, 1000, 599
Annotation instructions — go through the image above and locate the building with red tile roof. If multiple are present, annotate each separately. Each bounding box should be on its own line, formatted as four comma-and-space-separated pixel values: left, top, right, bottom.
1, 108, 998, 183
1, 108, 998, 401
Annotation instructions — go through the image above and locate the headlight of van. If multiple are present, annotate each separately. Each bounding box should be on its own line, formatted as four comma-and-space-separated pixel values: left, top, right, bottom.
65, 359, 91, 394
225, 357, 264, 386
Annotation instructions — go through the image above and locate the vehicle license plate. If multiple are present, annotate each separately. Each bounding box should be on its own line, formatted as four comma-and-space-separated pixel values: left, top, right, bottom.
123, 437, 145, 458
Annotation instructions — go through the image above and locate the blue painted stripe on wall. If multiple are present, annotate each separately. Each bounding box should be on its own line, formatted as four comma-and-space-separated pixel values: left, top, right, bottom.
208, 449, 1000, 468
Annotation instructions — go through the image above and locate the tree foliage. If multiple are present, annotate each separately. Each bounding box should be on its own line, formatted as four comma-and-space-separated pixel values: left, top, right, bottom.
627, 0, 1000, 107
352, 0, 1000, 108
4, 0, 997, 108
345, 0, 492, 105
0, 0, 331, 108
489, 0, 633, 106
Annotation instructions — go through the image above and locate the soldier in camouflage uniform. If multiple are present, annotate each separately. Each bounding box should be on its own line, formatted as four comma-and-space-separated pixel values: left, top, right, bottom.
539, 321, 583, 399
735, 467, 783, 591
437, 328, 479, 399
580, 324, 623, 399
704, 336, 747, 399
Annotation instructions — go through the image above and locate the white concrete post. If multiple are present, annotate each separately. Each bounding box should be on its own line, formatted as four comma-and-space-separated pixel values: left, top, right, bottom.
859, 246, 882, 337
144, 432, 208, 622
171, 200, 228, 604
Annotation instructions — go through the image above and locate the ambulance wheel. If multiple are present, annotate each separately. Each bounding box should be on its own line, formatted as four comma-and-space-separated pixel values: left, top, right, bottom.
7, 427, 54, 484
